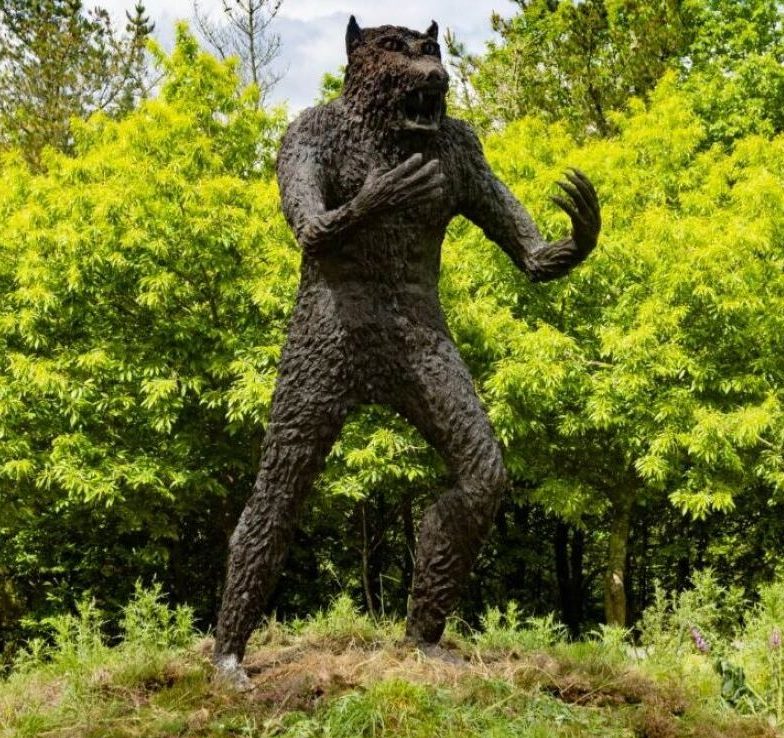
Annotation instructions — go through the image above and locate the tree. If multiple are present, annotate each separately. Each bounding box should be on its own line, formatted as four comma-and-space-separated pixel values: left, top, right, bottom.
0, 0, 153, 167
193, 0, 284, 105
436, 74, 784, 625
448, 0, 784, 144
0, 25, 287, 650
447, 0, 698, 136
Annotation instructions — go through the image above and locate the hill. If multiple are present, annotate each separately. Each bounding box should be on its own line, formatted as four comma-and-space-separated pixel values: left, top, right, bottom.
1, 592, 780, 738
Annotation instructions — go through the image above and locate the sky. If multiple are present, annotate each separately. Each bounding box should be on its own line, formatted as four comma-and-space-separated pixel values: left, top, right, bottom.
100, 0, 509, 110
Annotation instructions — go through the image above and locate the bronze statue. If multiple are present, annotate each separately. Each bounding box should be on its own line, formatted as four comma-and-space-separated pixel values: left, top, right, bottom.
213, 16, 600, 682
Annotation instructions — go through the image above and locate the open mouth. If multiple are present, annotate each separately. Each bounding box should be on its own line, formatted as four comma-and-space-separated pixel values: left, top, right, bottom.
401, 87, 444, 131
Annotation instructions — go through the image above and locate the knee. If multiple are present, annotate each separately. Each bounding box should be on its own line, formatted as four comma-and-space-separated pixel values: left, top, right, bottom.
462, 444, 508, 527
228, 508, 250, 551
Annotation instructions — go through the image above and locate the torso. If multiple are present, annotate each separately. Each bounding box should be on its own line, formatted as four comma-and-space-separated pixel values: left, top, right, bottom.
279, 101, 473, 365
290, 100, 468, 293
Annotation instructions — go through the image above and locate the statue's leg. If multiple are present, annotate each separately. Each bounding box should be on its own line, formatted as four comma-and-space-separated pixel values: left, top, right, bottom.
394, 327, 509, 644
213, 325, 352, 666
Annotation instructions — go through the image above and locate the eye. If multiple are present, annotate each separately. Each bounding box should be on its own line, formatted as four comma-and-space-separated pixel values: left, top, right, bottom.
380, 37, 406, 52
421, 41, 440, 56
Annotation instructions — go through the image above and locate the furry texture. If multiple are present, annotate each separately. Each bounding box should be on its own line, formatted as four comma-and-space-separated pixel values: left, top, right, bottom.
214, 17, 601, 665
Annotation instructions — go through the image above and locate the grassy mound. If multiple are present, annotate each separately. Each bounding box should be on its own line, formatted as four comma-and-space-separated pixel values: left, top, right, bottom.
1, 590, 781, 737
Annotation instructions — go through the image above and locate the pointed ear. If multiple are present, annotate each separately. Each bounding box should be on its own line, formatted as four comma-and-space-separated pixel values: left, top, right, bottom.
425, 20, 438, 40
346, 15, 363, 56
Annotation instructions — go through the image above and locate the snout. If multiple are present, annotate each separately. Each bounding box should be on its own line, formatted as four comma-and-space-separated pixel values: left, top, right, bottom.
411, 58, 449, 92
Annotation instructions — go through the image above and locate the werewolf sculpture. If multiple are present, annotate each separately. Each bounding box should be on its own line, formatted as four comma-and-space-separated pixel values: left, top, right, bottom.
214, 16, 600, 680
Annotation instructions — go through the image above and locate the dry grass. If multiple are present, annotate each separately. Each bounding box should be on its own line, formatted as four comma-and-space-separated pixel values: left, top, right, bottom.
2, 596, 781, 738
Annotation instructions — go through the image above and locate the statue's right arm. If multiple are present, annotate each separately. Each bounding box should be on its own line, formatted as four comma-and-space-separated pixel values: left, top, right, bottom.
275, 133, 348, 253
276, 115, 444, 253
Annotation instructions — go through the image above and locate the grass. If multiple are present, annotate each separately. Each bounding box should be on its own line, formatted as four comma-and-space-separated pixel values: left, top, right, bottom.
1, 589, 782, 738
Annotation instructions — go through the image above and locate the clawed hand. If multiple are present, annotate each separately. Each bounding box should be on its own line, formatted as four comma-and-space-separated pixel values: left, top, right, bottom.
550, 168, 601, 258
528, 168, 601, 281
354, 153, 445, 216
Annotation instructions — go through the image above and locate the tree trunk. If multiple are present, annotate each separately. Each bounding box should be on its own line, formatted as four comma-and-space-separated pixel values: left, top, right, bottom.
555, 521, 585, 637
604, 495, 633, 626
360, 501, 376, 619
571, 526, 585, 630
401, 493, 416, 603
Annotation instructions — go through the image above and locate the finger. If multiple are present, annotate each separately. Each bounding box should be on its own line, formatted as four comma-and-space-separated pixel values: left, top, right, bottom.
550, 194, 582, 224
365, 165, 387, 184
387, 153, 425, 180
557, 180, 598, 231
390, 171, 444, 203
554, 184, 590, 226
390, 173, 444, 200
565, 171, 600, 221
400, 159, 442, 187
410, 170, 446, 191
557, 179, 588, 211
565, 171, 597, 207
399, 180, 445, 203
389, 179, 444, 206
568, 168, 599, 201
569, 170, 602, 230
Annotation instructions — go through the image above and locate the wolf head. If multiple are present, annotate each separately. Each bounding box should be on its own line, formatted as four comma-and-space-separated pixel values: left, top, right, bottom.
342, 16, 449, 134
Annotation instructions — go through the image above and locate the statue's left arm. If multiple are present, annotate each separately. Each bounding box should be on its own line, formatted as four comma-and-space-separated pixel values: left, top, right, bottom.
455, 122, 601, 282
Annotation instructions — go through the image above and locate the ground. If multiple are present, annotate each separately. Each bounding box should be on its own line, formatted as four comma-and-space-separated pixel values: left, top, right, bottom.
1, 596, 780, 738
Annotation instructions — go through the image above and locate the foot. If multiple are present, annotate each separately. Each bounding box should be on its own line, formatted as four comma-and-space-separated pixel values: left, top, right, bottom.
212, 654, 254, 692
417, 642, 467, 665
400, 635, 466, 665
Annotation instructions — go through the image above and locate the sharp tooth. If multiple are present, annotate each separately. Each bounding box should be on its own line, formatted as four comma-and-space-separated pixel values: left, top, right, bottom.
417, 91, 423, 106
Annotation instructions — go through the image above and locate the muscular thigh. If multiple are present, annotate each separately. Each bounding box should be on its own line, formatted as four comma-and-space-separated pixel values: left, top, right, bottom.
391, 322, 504, 483
267, 298, 355, 445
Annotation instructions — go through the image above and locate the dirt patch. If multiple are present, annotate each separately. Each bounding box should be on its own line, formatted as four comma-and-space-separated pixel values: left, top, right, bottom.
199, 638, 780, 738
233, 640, 689, 717
241, 643, 469, 710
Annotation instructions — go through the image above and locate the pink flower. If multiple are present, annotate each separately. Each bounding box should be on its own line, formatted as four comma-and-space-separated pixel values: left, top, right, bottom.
770, 627, 781, 650
690, 626, 710, 654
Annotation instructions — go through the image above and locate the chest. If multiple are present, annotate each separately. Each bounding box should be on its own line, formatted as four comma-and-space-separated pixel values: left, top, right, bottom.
324, 132, 461, 215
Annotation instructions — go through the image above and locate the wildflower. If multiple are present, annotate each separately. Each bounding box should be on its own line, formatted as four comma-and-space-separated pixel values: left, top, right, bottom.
770, 627, 781, 650
690, 626, 710, 654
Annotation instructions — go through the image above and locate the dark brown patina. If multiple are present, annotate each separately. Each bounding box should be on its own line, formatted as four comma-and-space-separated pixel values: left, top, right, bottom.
214, 16, 600, 681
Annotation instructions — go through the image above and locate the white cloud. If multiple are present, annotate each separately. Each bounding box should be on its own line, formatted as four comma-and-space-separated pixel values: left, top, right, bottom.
100, 0, 509, 110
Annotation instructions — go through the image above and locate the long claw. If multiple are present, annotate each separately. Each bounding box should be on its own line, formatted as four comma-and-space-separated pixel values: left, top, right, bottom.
565, 171, 593, 202
567, 169, 600, 214
550, 194, 582, 224
565, 171, 599, 220
556, 181, 590, 220
559, 178, 587, 204
568, 167, 596, 193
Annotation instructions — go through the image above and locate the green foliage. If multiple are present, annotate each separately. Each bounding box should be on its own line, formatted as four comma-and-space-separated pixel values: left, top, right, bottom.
639, 570, 745, 657
289, 594, 400, 646
0, 0, 153, 167
0, 24, 290, 647
452, 0, 784, 145
1, 585, 203, 737
639, 572, 784, 725
732, 579, 784, 723
120, 581, 194, 650
435, 68, 784, 626
317, 68, 345, 105
2, 584, 779, 737
474, 602, 567, 653
448, 0, 698, 135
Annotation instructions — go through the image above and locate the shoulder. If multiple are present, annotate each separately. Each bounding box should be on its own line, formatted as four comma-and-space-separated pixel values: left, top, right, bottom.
280, 101, 345, 150
277, 101, 345, 182
440, 116, 483, 153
